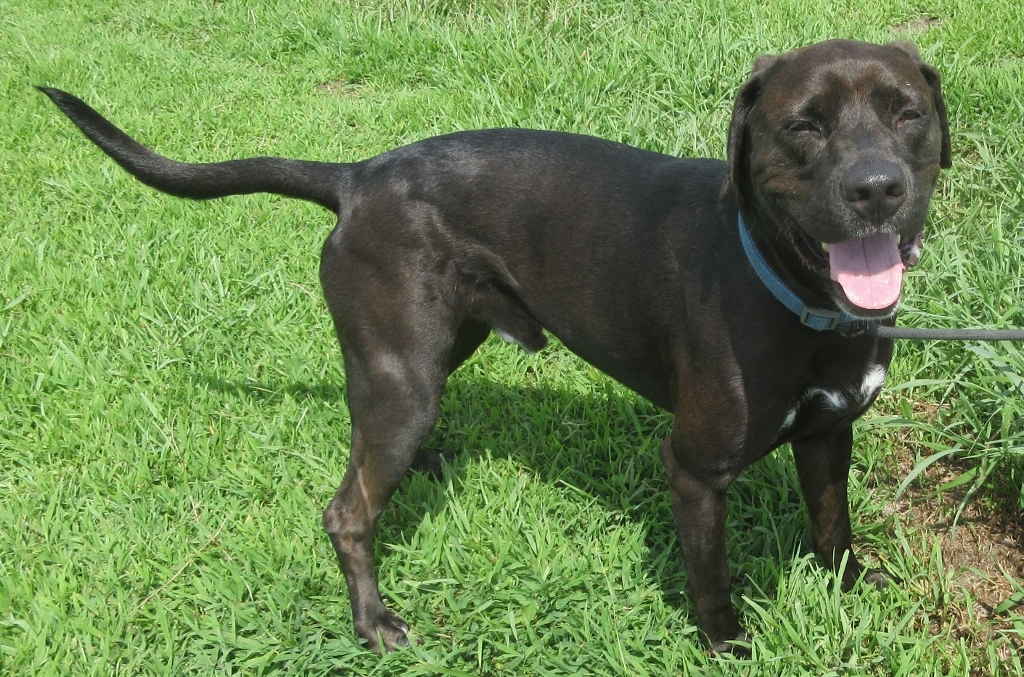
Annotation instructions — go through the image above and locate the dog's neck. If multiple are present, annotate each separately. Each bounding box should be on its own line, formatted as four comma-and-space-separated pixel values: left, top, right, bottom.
737, 212, 860, 332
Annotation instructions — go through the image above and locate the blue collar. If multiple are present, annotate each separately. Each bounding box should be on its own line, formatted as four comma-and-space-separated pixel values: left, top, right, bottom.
737, 213, 859, 331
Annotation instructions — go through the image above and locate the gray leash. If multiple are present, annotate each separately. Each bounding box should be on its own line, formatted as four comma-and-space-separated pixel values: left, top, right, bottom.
869, 326, 1024, 341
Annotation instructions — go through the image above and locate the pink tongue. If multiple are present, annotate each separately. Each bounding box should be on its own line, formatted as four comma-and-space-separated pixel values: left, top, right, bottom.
828, 234, 904, 310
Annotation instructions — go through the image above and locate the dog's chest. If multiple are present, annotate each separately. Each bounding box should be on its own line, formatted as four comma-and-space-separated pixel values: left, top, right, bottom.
776, 362, 887, 441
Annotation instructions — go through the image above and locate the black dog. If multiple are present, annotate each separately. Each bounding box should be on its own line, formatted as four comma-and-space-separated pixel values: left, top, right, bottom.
40, 38, 950, 655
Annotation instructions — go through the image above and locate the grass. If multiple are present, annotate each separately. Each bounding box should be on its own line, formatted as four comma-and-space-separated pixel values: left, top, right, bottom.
2, 0, 1023, 674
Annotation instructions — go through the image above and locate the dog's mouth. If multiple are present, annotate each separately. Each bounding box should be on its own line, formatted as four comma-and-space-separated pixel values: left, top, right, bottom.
795, 231, 923, 311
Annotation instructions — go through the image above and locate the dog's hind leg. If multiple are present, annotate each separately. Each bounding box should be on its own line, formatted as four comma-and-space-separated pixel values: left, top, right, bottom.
409, 318, 491, 475
318, 238, 462, 653
447, 318, 491, 373
321, 333, 456, 653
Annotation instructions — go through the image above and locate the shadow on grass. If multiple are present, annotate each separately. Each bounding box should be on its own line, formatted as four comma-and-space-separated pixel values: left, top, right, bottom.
199, 374, 346, 403
199, 367, 820, 619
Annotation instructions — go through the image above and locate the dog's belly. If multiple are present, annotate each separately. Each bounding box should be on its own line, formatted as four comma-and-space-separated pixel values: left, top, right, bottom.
466, 275, 676, 408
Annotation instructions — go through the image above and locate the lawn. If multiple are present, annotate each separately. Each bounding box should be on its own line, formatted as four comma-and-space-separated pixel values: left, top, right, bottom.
2, 0, 1023, 674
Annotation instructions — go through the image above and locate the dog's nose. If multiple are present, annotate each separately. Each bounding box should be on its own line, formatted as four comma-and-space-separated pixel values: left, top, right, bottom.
841, 161, 907, 223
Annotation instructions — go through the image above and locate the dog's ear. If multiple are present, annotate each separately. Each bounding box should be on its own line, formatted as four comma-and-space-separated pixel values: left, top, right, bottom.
917, 63, 952, 168
720, 54, 777, 201
891, 41, 952, 169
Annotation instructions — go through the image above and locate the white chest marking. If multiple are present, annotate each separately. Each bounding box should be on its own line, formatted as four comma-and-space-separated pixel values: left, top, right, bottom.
778, 364, 887, 436
858, 365, 887, 405
806, 386, 849, 412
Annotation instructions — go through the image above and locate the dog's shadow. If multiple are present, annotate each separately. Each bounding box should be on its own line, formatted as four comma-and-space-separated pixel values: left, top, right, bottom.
203, 359, 817, 615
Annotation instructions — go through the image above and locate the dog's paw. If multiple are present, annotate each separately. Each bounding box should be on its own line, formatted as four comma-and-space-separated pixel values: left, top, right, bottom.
357, 609, 411, 655
840, 565, 893, 592
710, 632, 751, 658
863, 567, 892, 589
409, 447, 452, 478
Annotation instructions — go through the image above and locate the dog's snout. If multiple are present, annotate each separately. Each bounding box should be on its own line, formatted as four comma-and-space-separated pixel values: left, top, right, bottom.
841, 161, 907, 223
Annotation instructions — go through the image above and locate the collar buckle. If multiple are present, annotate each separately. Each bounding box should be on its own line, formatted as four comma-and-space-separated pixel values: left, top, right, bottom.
800, 307, 842, 331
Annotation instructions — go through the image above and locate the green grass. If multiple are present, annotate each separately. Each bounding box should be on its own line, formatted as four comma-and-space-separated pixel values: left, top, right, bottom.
2, 0, 1024, 674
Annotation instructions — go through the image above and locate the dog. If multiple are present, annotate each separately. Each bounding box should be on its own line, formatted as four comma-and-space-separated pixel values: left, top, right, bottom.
40, 38, 950, 655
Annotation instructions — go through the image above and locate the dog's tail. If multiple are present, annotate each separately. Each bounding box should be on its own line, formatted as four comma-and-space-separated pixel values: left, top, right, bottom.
38, 87, 344, 213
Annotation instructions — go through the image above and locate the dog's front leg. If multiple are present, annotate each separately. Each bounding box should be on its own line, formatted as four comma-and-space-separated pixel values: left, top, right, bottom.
791, 424, 888, 590
659, 437, 747, 655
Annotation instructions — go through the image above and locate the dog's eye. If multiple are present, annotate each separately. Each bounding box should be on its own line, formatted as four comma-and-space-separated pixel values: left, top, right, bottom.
897, 109, 922, 126
786, 120, 821, 135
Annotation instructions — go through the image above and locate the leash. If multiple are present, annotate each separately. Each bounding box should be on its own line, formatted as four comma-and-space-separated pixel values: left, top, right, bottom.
869, 326, 1024, 341
737, 213, 1024, 341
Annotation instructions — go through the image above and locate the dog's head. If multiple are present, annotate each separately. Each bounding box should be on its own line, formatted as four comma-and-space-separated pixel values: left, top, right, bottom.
723, 39, 951, 318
